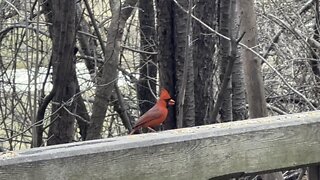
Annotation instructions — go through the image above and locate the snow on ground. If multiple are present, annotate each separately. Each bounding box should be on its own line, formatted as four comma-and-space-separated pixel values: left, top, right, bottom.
1, 63, 127, 94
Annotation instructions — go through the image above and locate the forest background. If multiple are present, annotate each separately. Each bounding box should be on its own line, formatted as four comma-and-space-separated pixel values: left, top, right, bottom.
0, 0, 319, 179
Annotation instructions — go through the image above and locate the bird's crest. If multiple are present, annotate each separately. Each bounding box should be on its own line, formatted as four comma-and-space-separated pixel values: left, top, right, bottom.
159, 88, 171, 100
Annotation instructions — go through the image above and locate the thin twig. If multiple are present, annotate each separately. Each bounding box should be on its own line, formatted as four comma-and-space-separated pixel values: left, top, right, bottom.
62, 106, 91, 124
262, 0, 315, 60
3, 0, 22, 16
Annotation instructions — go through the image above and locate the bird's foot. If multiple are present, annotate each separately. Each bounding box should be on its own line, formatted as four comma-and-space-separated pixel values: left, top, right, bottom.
147, 127, 156, 132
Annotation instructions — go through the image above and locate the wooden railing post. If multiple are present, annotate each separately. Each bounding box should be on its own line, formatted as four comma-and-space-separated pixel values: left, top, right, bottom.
308, 166, 320, 179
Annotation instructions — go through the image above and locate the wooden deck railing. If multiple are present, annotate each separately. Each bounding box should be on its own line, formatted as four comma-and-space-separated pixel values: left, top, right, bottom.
1, 111, 320, 180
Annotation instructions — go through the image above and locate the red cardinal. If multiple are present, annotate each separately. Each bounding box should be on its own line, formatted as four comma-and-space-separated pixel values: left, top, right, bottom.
130, 88, 175, 135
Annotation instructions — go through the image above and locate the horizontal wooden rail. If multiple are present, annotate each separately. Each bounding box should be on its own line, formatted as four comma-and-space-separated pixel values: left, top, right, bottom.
1, 111, 320, 180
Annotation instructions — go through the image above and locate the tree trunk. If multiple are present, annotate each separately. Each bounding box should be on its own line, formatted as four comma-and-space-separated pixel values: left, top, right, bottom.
218, 0, 232, 122
309, 0, 320, 98
231, 55, 247, 121
232, 4, 247, 121
157, 0, 197, 129
238, 0, 267, 118
193, 0, 216, 126
156, 0, 176, 130
174, 0, 195, 128
238, 0, 283, 179
138, 0, 157, 115
47, 0, 77, 145
86, 0, 138, 140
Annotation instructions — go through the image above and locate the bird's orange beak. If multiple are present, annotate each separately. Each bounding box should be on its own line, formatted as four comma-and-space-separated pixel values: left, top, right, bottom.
168, 99, 175, 106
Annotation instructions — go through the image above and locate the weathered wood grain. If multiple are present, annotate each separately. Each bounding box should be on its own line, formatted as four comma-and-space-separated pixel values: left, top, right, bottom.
1, 111, 320, 180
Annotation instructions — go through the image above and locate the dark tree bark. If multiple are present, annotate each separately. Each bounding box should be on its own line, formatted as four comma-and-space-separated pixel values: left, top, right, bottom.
38, 0, 89, 145
47, 0, 77, 145
308, 166, 320, 180
174, 0, 195, 128
137, 0, 157, 115
76, 4, 97, 76
156, 0, 176, 130
218, 0, 232, 122
41, 0, 53, 38
86, 0, 138, 140
212, 0, 241, 124
193, 0, 216, 126
309, 0, 320, 93
157, 0, 196, 129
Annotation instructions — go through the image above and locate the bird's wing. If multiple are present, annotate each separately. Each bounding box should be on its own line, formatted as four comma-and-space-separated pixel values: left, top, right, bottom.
134, 106, 163, 128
